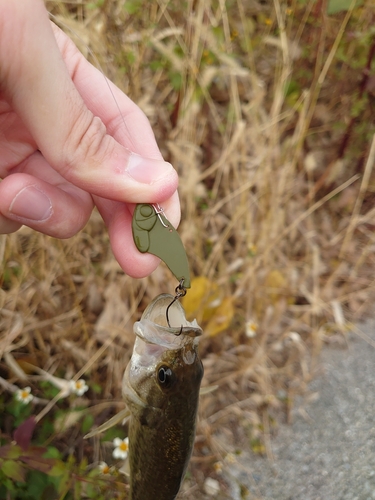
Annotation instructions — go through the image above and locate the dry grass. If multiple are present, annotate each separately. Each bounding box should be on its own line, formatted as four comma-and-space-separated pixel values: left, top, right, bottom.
1, 0, 375, 497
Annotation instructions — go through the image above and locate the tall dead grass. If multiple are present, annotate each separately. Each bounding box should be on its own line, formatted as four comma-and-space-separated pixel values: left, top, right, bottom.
1, 0, 375, 496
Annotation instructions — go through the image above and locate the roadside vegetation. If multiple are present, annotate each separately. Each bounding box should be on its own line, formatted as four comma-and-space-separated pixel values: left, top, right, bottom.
1, 0, 374, 497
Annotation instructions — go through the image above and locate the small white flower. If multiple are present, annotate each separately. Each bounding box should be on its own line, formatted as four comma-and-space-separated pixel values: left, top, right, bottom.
69, 379, 89, 396
113, 437, 129, 460
204, 477, 220, 495
98, 461, 110, 474
245, 320, 258, 338
15, 387, 34, 405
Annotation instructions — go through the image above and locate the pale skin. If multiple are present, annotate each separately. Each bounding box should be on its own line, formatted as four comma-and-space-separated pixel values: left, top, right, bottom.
0, 0, 180, 278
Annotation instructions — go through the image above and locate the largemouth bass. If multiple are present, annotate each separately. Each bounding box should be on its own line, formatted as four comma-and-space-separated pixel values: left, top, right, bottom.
124, 293, 204, 500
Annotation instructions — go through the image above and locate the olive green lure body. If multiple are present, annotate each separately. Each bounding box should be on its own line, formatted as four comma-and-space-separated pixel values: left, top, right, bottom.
132, 204, 191, 288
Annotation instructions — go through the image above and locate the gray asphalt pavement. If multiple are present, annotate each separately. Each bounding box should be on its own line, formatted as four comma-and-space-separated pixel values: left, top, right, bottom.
224, 320, 375, 500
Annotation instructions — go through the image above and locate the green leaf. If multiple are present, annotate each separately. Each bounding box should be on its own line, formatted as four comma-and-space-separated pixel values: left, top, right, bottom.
39, 381, 60, 399
89, 382, 102, 395
49, 460, 66, 477
149, 59, 165, 72
8, 397, 33, 423
103, 425, 127, 442
81, 414, 95, 435
169, 71, 183, 91
43, 446, 62, 459
86, 0, 105, 8
0, 444, 22, 460
25, 470, 55, 500
2, 459, 26, 482
327, 0, 363, 14
123, 0, 142, 14
0, 476, 17, 493
56, 470, 71, 495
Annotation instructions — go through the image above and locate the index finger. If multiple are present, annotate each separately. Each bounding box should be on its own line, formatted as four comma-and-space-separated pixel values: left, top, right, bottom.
50, 22, 163, 160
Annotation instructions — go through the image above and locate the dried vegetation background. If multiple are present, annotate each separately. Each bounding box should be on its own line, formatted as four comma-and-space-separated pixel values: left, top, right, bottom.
1, 0, 375, 497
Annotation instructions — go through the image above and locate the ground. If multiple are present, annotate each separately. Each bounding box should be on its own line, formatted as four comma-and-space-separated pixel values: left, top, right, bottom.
217, 320, 375, 499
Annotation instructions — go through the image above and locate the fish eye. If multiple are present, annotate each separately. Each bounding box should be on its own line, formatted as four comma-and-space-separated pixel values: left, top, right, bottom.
157, 365, 175, 389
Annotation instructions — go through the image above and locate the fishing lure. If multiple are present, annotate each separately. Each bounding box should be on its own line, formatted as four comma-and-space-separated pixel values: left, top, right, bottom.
132, 203, 191, 289
132, 202, 191, 327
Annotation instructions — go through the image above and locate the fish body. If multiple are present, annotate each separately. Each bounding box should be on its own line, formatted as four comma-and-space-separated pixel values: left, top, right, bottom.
123, 294, 203, 500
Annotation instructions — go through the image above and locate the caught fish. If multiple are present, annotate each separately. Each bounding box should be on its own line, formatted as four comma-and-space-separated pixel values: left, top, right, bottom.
125, 293, 203, 500
85, 293, 203, 497
85, 294, 204, 498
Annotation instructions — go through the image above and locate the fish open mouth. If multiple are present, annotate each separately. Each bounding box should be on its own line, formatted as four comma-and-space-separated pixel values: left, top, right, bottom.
133, 294, 202, 347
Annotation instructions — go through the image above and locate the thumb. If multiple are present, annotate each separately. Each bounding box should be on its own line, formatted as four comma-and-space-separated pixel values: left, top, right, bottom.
0, 0, 177, 203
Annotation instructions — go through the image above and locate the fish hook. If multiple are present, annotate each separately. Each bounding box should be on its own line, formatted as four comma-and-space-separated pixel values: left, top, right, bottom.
166, 279, 187, 335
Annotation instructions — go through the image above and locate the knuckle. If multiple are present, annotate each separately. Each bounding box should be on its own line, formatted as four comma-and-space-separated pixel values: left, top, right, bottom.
60, 108, 112, 178
54, 219, 85, 239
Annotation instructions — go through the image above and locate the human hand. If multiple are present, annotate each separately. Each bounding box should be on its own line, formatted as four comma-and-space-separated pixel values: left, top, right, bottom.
0, 0, 179, 278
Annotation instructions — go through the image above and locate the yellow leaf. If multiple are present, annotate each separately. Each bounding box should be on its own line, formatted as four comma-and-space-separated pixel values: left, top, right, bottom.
205, 297, 234, 337
183, 276, 210, 318
183, 276, 220, 322
201, 284, 221, 323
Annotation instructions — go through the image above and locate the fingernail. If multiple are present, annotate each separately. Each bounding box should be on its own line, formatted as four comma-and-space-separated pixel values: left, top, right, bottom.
9, 186, 52, 221
126, 153, 174, 184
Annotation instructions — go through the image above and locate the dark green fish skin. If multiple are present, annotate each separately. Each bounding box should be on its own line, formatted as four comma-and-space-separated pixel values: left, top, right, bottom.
123, 294, 203, 500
